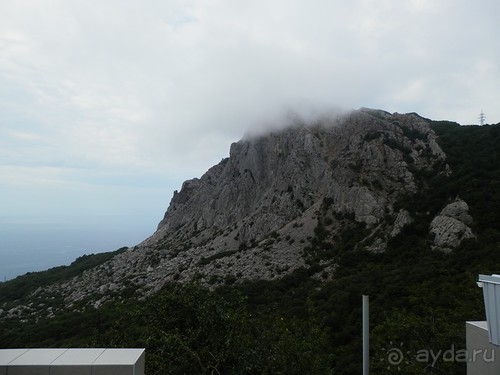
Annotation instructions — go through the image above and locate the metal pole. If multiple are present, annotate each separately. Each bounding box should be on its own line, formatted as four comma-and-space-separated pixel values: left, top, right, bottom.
363, 295, 369, 375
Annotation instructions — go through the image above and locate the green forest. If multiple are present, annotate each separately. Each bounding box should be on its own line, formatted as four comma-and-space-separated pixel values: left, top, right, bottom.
1, 121, 500, 374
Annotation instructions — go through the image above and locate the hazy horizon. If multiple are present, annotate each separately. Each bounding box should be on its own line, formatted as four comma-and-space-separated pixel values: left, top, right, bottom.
0, 213, 159, 281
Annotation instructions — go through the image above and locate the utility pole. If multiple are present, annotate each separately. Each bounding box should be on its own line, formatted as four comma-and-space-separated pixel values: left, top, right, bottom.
479, 110, 486, 125
363, 295, 369, 375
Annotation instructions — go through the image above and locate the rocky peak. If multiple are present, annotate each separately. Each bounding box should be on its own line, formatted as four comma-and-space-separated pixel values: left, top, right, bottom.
150, 109, 444, 245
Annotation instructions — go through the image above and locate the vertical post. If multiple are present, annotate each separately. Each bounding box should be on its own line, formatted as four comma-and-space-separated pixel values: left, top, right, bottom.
363, 295, 369, 375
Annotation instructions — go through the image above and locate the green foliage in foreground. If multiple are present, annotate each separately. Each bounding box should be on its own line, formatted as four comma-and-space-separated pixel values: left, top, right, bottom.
1, 121, 500, 374
0, 283, 332, 374
114, 284, 331, 374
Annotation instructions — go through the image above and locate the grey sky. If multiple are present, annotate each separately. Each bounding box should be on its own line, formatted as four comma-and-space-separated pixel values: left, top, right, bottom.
1, 0, 499, 251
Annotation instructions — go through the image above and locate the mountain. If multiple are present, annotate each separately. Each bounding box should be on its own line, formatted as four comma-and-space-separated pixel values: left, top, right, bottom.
2, 108, 477, 314
2, 108, 499, 374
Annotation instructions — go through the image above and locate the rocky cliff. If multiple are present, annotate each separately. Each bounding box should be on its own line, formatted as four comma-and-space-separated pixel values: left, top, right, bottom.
10, 108, 476, 318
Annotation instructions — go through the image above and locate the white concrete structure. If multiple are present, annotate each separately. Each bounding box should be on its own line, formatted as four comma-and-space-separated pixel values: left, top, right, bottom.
478, 274, 500, 346
0, 348, 144, 375
466, 322, 500, 375
467, 274, 500, 374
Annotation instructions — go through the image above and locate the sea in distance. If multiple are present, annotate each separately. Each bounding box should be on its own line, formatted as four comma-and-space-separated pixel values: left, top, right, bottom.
0, 215, 156, 281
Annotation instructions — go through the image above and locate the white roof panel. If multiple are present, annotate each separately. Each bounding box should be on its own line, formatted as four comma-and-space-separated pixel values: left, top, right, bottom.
0, 349, 29, 365
51, 348, 106, 365
467, 321, 488, 330
92, 349, 144, 365
8, 348, 68, 365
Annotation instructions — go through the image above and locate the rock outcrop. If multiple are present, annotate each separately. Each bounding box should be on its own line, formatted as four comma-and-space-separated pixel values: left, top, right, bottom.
429, 198, 475, 252
390, 209, 414, 238
15, 108, 475, 316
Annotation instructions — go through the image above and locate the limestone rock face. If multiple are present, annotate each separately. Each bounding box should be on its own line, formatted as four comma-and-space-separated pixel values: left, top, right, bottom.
23, 108, 459, 312
429, 198, 475, 251
150, 109, 444, 244
439, 199, 473, 225
390, 209, 414, 238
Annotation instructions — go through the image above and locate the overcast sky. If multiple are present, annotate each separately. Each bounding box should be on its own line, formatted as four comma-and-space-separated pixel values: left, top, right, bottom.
1, 0, 499, 254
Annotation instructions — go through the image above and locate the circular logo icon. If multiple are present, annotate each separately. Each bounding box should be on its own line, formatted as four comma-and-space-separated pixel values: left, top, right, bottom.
387, 347, 404, 366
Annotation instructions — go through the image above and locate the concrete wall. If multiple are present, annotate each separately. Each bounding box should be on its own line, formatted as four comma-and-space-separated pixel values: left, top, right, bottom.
466, 321, 500, 375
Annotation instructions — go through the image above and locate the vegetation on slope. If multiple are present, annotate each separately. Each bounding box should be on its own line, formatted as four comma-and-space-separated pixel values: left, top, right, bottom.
0, 248, 127, 306
1, 121, 500, 374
